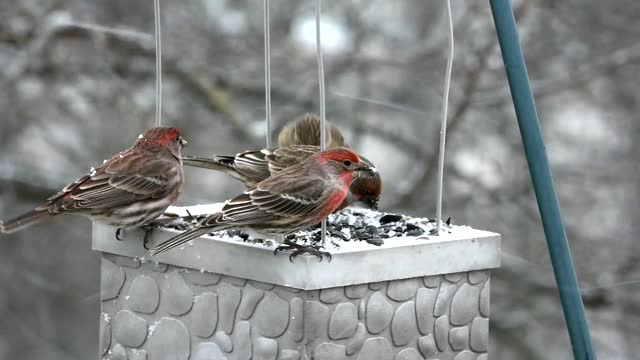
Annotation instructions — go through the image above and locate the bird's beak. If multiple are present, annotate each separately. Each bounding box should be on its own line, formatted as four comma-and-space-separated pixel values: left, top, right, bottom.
354, 161, 371, 171
179, 137, 188, 146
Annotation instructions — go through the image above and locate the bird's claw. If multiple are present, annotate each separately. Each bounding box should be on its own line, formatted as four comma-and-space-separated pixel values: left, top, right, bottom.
274, 241, 332, 263
141, 223, 160, 250
115, 228, 124, 241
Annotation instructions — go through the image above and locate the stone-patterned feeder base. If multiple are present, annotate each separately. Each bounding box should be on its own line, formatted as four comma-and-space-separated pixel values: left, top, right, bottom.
94, 220, 500, 360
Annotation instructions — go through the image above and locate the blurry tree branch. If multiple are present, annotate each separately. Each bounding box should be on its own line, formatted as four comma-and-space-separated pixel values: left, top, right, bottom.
474, 42, 640, 107
389, 2, 529, 210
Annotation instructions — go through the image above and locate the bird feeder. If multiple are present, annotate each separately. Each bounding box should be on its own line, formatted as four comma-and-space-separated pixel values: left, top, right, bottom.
94, 206, 500, 359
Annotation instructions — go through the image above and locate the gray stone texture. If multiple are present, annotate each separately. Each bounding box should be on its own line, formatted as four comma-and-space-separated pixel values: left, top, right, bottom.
191, 292, 218, 337
470, 317, 489, 352
387, 278, 420, 302
329, 303, 358, 340
450, 283, 480, 326
184, 269, 222, 286
314, 343, 347, 360
357, 337, 393, 360
453, 350, 476, 360
126, 275, 159, 314
101, 259, 125, 301
193, 342, 227, 360
422, 275, 441, 288
100, 313, 111, 356
254, 292, 289, 338
418, 334, 437, 358
391, 301, 417, 346
99, 253, 492, 359
112, 310, 147, 348
468, 270, 489, 285
366, 291, 394, 334
212, 331, 233, 353
110, 343, 128, 360
147, 317, 190, 360
345, 284, 368, 299
416, 287, 438, 335
218, 282, 242, 334
279, 349, 301, 360
162, 271, 194, 316
129, 349, 147, 360
320, 287, 344, 304
434, 282, 457, 317
254, 337, 278, 360
449, 326, 470, 351
345, 322, 367, 355
288, 297, 304, 342
480, 279, 490, 317
444, 272, 465, 283
395, 348, 423, 360
435, 315, 450, 352
237, 284, 264, 320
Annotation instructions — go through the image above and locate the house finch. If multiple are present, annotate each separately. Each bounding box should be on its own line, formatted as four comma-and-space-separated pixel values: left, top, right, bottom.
182, 145, 380, 210
1, 127, 187, 239
277, 113, 347, 148
150, 148, 371, 260
183, 112, 382, 209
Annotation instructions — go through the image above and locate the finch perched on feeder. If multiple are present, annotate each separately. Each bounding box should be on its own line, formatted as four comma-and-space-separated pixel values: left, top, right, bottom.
183, 113, 382, 210
183, 146, 379, 210
150, 148, 370, 260
1, 127, 187, 240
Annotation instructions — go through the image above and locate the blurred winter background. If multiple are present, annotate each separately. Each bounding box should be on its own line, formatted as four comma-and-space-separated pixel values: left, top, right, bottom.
0, 0, 638, 359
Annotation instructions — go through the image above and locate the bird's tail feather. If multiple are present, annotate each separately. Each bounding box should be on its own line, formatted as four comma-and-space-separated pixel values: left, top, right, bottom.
182, 156, 232, 171
1, 209, 51, 234
150, 225, 226, 255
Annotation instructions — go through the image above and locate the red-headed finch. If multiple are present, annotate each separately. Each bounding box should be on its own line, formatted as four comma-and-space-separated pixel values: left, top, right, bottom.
1, 127, 187, 237
277, 113, 347, 148
151, 148, 370, 259
183, 146, 380, 210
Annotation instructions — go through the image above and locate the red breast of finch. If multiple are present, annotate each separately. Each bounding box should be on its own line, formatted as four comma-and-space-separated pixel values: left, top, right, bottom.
0, 127, 187, 235
150, 147, 370, 256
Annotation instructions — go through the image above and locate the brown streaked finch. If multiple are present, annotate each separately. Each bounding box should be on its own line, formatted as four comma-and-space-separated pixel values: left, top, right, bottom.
150, 148, 371, 260
277, 113, 347, 148
1, 127, 187, 243
182, 145, 380, 210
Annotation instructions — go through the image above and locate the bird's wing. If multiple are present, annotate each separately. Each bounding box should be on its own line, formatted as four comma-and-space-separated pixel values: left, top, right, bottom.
46, 152, 179, 211
222, 150, 272, 182
204, 175, 326, 226
265, 145, 318, 173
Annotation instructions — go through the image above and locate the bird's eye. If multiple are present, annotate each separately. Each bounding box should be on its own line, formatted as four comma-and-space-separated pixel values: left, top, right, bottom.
342, 160, 352, 167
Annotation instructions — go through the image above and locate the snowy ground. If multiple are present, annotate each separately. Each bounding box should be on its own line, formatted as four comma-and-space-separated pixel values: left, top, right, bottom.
161, 204, 474, 252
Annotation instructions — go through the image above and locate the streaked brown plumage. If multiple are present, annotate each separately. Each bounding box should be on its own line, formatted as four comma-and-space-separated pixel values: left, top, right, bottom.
277, 113, 347, 149
184, 113, 382, 209
183, 146, 380, 210
1, 127, 187, 234
151, 148, 370, 256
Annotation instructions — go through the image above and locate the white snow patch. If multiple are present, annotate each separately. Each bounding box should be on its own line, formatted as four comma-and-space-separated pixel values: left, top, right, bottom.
292, 16, 352, 55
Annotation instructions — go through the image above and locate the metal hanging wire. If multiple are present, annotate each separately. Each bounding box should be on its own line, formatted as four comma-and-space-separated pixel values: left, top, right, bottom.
435, 0, 454, 232
154, 0, 162, 127
264, 0, 273, 148
316, 0, 327, 247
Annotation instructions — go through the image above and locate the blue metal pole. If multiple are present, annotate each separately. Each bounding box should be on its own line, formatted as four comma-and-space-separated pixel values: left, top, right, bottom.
488, 0, 596, 359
